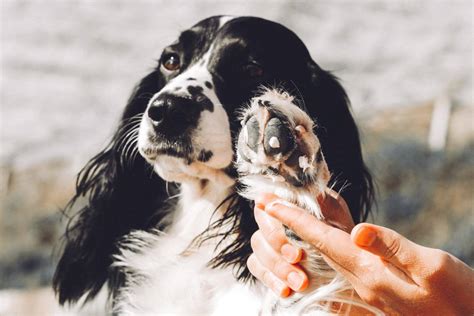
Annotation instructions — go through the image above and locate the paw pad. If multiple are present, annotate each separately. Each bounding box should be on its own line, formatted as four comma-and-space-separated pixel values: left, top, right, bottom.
263, 117, 294, 156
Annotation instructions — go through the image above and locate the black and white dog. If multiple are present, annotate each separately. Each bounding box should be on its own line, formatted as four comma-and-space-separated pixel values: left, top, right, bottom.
54, 16, 376, 315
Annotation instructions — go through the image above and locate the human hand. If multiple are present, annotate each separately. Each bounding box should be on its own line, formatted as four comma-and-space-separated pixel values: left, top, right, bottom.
247, 190, 355, 297
249, 192, 474, 315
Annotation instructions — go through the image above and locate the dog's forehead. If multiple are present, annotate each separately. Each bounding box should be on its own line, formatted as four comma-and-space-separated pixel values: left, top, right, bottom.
186, 16, 301, 51
173, 16, 234, 63
217, 17, 303, 47
187, 16, 224, 39
206, 17, 310, 69
191, 15, 233, 31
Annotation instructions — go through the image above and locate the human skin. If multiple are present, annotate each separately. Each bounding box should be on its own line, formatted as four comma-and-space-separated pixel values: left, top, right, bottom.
247, 191, 474, 315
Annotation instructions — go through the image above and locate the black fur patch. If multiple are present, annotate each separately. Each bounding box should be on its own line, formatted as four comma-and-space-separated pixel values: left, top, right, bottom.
197, 149, 213, 162
315, 149, 323, 163
187, 85, 203, 94
187, 85, 214, 112
205, 81, 213, 89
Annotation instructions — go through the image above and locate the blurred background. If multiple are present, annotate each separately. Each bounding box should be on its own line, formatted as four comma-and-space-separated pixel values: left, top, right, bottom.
1, 0, 472, 305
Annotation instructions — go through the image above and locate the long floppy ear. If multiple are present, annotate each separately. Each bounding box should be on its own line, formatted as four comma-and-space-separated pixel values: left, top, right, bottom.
53, 69, 174, 304
301, 61, 375, 223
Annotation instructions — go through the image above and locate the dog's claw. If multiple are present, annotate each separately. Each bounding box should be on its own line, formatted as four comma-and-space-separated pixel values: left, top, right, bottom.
295, 125, 306, 136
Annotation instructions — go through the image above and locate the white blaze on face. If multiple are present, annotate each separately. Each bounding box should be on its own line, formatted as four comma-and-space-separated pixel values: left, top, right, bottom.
138, 22, 236, 184
166, 46, 233, 168
218, 15, 235, 28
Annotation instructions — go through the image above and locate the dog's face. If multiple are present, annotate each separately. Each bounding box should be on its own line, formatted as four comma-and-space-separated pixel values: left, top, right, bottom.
54, 16, 374, 306
138, 16, 315, 184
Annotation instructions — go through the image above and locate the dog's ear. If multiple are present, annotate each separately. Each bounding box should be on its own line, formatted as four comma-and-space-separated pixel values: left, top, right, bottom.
53, 69, 174, 304
300, 61, 375, 223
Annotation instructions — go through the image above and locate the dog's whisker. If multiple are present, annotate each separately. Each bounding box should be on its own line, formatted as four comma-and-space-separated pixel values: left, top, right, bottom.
128, 139, 141, 167
289, 80, 308, 112
117, 124, 140, 144
115, 119, 143, 141
117, 113, 144, 132
130, 146, 141, 166
148, 163, 156, 179
120, 120, 142, 136
122, 135, 140, 167
117, 131, 139, 166
123, 141, 138, 169
117, 128, 140, 153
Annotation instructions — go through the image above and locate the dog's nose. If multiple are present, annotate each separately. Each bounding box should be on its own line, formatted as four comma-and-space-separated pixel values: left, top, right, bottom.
147, 94, 199, 135
147, 105, 166, 124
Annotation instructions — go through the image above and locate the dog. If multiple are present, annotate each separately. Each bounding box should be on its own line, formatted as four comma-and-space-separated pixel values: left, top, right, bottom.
53, 16, 376, 315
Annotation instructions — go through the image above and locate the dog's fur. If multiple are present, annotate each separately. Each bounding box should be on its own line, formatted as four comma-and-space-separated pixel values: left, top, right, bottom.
53, 16, 375, 315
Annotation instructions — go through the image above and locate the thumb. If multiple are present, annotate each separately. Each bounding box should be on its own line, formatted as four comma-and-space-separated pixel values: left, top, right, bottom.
351, 223, 424, 272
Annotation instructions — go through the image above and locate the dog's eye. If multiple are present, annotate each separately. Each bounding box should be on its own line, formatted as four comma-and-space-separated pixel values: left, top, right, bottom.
243, 63, 264, 78
162, 54, 181, 72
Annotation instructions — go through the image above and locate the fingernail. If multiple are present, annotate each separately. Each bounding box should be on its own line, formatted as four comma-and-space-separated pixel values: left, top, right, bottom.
266, 200, 289, 211
255, 203, 265, 210
275, 282, 291, 298
265, 200, 279, 210
354, 226, 377, 247
287, 272, 306, 291
255, 194, 273, 206
281, 244, 302, 263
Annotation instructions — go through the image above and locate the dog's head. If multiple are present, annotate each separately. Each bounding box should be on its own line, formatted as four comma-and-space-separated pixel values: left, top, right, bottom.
53, 16, 374, 305
136, 16, 327, 185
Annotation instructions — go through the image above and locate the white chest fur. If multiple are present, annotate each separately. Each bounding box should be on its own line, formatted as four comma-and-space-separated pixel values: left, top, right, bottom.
113, 181, 263, 315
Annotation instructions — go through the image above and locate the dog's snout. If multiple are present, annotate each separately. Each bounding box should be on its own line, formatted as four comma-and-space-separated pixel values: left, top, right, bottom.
147, 94, 200, 135
264, 117, 294, 156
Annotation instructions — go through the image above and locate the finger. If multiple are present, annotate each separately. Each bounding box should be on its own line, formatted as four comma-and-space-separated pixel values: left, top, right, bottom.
351, 223, 425, 273
264, 201, 417, 294
255, 193, 279, 209
257, 191, 353, 234
317, 189, 355, 233
264, 201, 364, 276
265, 200, 356, 257
250, 230, 308, 292
254, 205, 302, 263
247, 254, 291, 298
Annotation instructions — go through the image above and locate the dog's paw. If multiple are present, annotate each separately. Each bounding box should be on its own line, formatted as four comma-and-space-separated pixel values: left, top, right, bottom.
236, 88, 330, 214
